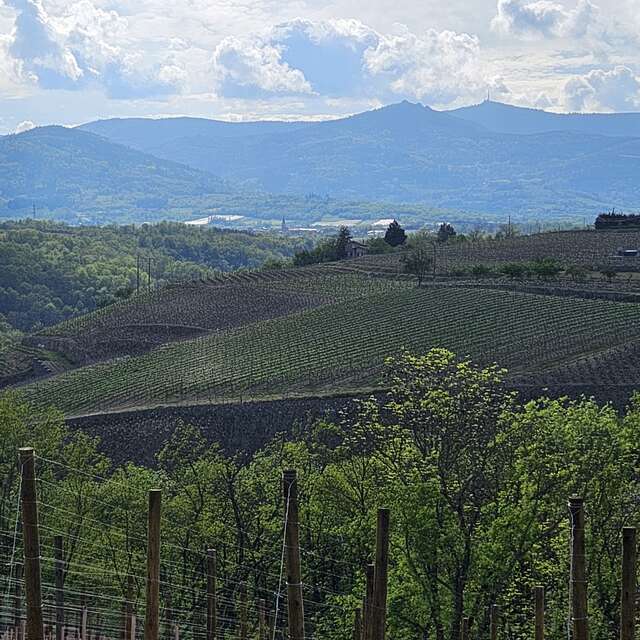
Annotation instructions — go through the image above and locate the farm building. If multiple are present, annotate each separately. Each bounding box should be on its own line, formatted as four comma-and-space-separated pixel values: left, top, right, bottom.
345, 240, 368, 259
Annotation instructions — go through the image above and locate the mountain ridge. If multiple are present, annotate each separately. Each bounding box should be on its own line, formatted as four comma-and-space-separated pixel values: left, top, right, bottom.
449, 100, 640, 137
78, 101, 640, 215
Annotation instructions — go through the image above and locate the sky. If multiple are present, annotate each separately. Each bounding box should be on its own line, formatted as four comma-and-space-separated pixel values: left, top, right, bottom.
0, 0, 639, 133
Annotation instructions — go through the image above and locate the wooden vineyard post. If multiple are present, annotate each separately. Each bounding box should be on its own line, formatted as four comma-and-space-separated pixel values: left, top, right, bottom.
569, 497, 588, 640
123, 575, 134, 640
621, 527, 636, 640
258, 600, 267, 640
460, 616, 470, 640
206, 549, 216, 640
352, 608, 362, 640
54, 537, 64, 640
144, 490, 161, 640
534, 586, 544, 640
363, 564, 375, 640
239, 582, 248, 640
372, 509, 390, 640
490, 604, 499, 640
282, 470, 304, 640
80, 604, 87, 640
19, 448, 44, 640
14, 563, 23, 640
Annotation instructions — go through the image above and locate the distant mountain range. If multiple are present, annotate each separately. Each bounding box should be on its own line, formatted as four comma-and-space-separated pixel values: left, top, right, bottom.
79, 101, 640, 217
2, 100, 640, 225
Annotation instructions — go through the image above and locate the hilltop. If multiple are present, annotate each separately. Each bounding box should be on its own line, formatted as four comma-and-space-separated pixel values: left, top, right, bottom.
80, 101, 640, 217
450, 100, 640, 137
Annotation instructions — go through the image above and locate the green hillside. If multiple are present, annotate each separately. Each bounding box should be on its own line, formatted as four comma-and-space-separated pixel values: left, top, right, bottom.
0, 123, 478, 227
0, 126, 231, 220
20, 282, 640, 415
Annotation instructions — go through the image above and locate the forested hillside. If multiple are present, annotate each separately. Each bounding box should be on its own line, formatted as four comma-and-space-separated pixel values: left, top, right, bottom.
0, 220, 308, 335
0, 126, 232, 222
0, 123, 471, 227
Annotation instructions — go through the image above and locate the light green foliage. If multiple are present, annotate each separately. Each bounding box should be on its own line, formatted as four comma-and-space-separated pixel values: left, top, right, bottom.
0, 220, 309, 333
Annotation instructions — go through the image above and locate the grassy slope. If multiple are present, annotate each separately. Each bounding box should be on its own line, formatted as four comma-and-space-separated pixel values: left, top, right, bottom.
21, 285, 640, 416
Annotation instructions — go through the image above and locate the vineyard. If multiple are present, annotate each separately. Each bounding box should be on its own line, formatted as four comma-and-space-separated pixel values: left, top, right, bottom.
23, 269, 408, 366
65, 395, 363, 465
6, 228, 640, 418
339, 229, 640, 277
18, 286, 640, 416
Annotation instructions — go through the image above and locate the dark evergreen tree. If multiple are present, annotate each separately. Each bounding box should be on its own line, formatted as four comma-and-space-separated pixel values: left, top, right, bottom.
384, 220, 407, 247
437, 223, 457, 243
335, 226, 352, 260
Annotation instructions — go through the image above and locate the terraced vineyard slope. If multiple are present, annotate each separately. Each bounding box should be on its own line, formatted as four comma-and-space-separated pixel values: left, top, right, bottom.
20, 284, 640, 416
25, 267, 405, 365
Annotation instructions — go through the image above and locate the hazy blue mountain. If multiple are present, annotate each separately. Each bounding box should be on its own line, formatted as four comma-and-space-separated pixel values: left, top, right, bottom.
449, 100, 640, 137
80, 117, 313, 152
0, 123, 463, 227
0, 126, 230, 217
80, 101, 640, 216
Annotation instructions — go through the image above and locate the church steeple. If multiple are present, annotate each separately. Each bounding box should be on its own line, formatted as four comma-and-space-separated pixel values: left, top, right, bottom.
281, 217, 288, 233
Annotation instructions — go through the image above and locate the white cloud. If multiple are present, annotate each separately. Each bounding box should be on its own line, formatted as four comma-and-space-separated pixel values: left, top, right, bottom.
564, 65, 640, 111
491, 0, 599, 39
212, 35, 313, 97
1, 0, 640, 124
2, 0, 185, 97
364, 26, 485, 103
14, 118, 35, 132
212, 18, 490, 106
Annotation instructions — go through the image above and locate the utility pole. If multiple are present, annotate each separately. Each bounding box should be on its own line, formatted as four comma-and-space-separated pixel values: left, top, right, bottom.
136, 256, 140, 294
147, 257, 152, 293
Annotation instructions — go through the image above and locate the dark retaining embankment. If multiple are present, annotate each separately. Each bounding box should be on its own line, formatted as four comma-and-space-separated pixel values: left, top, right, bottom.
66, 382, 638, 468
67, 394, 368, 467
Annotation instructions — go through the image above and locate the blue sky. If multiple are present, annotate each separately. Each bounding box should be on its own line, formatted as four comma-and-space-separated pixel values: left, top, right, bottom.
0, 0, 639, 133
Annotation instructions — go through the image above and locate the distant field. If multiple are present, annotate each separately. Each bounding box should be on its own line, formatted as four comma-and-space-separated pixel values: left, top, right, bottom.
21, 286, 640, 415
